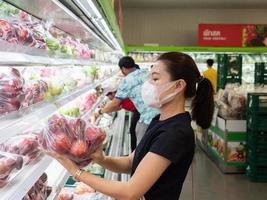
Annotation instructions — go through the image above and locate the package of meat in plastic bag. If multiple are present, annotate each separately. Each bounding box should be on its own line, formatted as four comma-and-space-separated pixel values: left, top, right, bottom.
0, 67, 24, 116
77, 90, 98, 113
28, 22, 46, 49
0, 151, 25, 188
18, 11, 32, 24
22, 172, 52, 200
0, 133, 40, 164
22, 79, 48, 107
0, 19, 13, 41
11, 20, 36, 47
38, 114, 106, 167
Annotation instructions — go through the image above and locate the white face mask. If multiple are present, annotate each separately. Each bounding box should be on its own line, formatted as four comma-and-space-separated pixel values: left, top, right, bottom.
141, 80, 179, 108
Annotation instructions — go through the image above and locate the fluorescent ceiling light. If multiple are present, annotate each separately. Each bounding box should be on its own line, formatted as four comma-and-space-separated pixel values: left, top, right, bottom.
74, 0, 123, 52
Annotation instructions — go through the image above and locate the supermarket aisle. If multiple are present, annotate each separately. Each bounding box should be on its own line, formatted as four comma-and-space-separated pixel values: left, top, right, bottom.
180, 148, 267, 200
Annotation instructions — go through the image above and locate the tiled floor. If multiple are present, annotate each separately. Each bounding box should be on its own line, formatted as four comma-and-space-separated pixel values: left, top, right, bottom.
180, 148, 267, 200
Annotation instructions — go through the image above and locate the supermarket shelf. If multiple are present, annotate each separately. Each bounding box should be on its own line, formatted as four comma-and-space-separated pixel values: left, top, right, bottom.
46, 160, 69, 200
0, 96, 111, 200
0, 75, 113, 134
4, 0, 111, 51
196, 138, 247, 174
0, 51, 116, 66
121, 115, 131, 182
0, 155, 53, 200
104, 110, 125, 181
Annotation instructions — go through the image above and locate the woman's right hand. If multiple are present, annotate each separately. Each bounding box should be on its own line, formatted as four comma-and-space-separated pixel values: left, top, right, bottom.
90, 144, 105, 164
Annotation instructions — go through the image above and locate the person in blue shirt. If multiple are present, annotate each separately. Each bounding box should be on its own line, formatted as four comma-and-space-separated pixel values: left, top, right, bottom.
95, 56, 159, 144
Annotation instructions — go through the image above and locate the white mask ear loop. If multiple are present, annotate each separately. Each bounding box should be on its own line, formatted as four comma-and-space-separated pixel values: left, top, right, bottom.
158, 81, 179, 105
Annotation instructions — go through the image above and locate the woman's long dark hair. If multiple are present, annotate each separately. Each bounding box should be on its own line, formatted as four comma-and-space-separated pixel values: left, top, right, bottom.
157, 52, 214, 129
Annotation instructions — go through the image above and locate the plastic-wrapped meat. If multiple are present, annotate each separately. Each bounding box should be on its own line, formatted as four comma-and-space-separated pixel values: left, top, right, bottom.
2, 134, 40, 164
11, 20, 35, 46
18, 11, 32, 24
0, 68, 24, 115
0, 97, 21, 115
23, 172, 52, 200
29, 22, 45, 41
0, 151, 24, 188
28, 22, 46, 49
39, 114, 106, 167
0, 19, 13, 41
22, 80, 48, 107
79, 92, 97, 112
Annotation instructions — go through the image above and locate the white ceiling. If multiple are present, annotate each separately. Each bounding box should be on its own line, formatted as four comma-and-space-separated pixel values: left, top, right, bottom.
123, 0, 267, 9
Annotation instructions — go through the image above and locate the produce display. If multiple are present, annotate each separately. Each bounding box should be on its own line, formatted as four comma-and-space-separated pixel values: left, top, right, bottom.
207, 130, 225, 158
128, 52, 160, 63
207, 130, 246, 162
23, 173, 52, 200
0, 1, 122, 199
0, 2, 93, 59
0, 65, 111, 117
216, 85, 247, 119
227, 142, 246, 162
0, 151, 24, 188
0, 67, 24, 115
44, 78, 65, 99
216, 84, 267, 119
38, 114, 106, 167
59, 106, 81, 118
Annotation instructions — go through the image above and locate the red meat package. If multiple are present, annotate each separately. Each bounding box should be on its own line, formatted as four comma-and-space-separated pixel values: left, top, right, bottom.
0, 67, 24, 115
38, 114, 106, 167
0, 19, 13, 41
22, 80, 48, 107
23, 173, 52, 200
11, 20, 36, 47
0, 134, 40, 164
78, 91, 97, 113
0, 151, 25, 188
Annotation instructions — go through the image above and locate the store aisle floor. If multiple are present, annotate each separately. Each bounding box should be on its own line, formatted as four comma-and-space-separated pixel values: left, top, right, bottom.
180, 148, 267, 200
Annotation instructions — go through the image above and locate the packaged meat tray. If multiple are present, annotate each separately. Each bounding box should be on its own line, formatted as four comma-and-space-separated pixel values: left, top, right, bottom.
0, 151, 26, 188
38, 114, 106, 167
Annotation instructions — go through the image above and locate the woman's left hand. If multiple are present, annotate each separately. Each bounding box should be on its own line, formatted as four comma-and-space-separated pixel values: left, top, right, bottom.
43, 150, 79, 176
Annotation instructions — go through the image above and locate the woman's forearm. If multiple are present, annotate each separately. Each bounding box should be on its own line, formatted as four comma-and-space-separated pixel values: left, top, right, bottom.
96, 155, 132, 174
79, 172, 135, 200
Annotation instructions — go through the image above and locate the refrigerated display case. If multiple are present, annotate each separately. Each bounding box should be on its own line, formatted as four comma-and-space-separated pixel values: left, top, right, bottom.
0, 0, 126, 199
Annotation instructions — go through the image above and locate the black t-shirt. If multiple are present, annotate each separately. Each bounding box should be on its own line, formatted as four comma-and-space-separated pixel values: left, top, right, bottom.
131, 112, 195, 200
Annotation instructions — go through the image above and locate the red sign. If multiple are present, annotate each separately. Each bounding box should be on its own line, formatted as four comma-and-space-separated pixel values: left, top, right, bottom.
198, 24, 244, 47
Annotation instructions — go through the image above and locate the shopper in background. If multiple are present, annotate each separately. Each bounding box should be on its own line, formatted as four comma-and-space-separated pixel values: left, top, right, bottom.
104, 81, 140, 152
203, 59, 217, 93
94, 56, 159, 144
46, 52, 214, 200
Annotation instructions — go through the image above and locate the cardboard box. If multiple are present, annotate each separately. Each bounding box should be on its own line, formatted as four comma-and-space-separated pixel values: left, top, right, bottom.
217, 116, 246, 132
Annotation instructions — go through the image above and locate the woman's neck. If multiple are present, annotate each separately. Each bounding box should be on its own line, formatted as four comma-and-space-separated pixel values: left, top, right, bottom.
159, 97, 185, 121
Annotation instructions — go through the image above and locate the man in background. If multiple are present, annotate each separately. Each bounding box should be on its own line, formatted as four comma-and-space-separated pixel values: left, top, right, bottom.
203, 59, 217, 93
95, 56, 158, 145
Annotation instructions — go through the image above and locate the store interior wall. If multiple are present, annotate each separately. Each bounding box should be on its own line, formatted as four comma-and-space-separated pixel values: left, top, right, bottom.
122, 7, 267, 46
